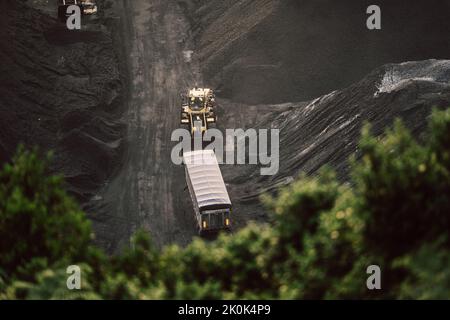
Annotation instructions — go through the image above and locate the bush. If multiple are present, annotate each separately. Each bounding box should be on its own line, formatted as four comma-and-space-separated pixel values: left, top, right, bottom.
353, 116, 450, 259
0, 146, 92, 281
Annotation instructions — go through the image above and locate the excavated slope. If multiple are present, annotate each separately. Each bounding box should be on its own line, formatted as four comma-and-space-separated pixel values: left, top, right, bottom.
218, 60, 450, 225
180, 0, 450, 104
0, 0, 125, 203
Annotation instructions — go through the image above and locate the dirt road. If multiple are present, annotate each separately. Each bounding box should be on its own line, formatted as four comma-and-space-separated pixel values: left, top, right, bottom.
93, 0, 199, 252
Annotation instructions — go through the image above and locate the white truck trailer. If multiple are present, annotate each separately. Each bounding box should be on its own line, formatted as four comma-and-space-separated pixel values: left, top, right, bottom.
183, 150, 232, 235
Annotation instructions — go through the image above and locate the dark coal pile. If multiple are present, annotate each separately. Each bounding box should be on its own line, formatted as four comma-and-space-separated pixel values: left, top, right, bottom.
0, 0, 125, 204
219, 59, 450, 226
179, 0, 450, 105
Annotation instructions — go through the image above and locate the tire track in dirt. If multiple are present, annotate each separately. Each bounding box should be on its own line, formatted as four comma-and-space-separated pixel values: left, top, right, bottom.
96, 0, 199, 252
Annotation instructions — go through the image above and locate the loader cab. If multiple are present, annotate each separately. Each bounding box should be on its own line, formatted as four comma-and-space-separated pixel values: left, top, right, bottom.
190, 97, 205, 111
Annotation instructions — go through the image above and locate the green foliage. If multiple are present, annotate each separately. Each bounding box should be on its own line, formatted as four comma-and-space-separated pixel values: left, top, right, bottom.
263, 169, 339, 251
393, 237, 450, 300
1, 108, 449, 300
0, 146, 92, 281
353, 116, 450, 259
168, 223, 278, 299
4, 264, 100, 300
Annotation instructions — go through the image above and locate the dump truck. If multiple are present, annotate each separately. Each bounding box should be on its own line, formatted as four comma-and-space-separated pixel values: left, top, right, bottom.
183, 150, 232, 235
58, 0, 98, 21
181, 87, 217, 134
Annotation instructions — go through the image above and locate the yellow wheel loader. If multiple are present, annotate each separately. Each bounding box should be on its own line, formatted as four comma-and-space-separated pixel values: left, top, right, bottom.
181, 88, 217, 135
